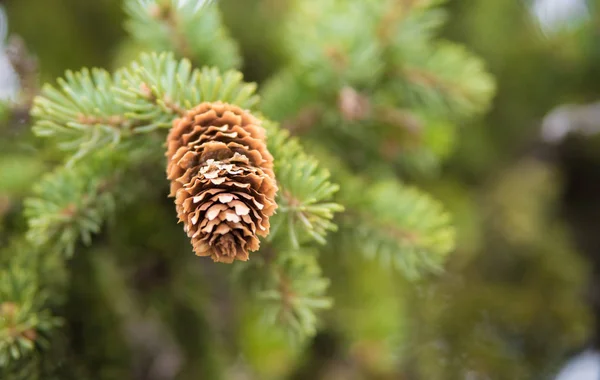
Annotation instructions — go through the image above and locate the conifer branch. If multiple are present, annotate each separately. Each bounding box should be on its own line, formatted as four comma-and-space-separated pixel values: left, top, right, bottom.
23, 144, 159, 258
345, 180, 455, 279
24, 158, 117, 258
237, 250, 332, 340
116, 52, 259, 133
263, 121, 344, 248
257, 254, 332, 339
31, 52, 259, 164
0, 246, 61, 368
308, 149, 455, 279
392, 42, 496, 118
31, 69, 130, 163
124, 0, 240, 69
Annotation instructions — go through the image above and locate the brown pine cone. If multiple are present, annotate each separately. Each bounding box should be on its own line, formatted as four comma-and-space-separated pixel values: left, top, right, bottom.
166, 102, 278, 263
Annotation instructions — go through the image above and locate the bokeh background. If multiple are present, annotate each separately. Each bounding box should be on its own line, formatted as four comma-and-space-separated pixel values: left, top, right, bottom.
2, 0, 600, 378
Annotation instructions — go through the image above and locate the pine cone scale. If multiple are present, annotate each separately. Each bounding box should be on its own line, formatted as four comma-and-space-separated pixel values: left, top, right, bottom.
167, 102, 277, 263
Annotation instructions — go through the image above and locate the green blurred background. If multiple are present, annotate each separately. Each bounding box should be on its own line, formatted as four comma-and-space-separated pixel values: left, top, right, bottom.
3, 0, 600, 378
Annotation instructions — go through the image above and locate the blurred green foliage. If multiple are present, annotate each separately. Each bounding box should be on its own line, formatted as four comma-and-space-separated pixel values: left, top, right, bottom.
1, 0, 599, 379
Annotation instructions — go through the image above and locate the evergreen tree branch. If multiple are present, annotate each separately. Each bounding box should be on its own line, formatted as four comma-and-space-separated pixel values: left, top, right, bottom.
345, 180, 455, 279
23, 143, 160, 258
310, 149, 455, 279
0, 245, 61, 370
262, 0, 495, 137
115, 52, 258, 133
23, 152, 119, 258
236, 250, 332, 340
124, 0, 240, 69
263, 121, 344, 248
257, 254, 331, 339
389, 42, 496, 118
31, 69, 131, 164
31, 52, 258, 164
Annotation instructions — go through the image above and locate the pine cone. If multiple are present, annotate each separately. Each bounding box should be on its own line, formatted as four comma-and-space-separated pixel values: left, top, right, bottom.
166, 102, 278, 263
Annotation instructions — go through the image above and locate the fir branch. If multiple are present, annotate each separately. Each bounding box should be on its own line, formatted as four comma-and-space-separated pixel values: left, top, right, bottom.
31, 52, 259, 163
116, 52, 259, 133
30, 68, 132, 164
0, 247, 61, 369
279, 0, 447, 92
346, 180, 455, 279
23, 156, 118, 258
308, 149, 455, 278
259, 255, 331, 339
283, 0, 386, 89
263, 121, 344, 248
124, 0, 240, 69
238, 251, 332, 340
390, 42, 496, 118
264, 0, 492, 131
21, 144, 160, 258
